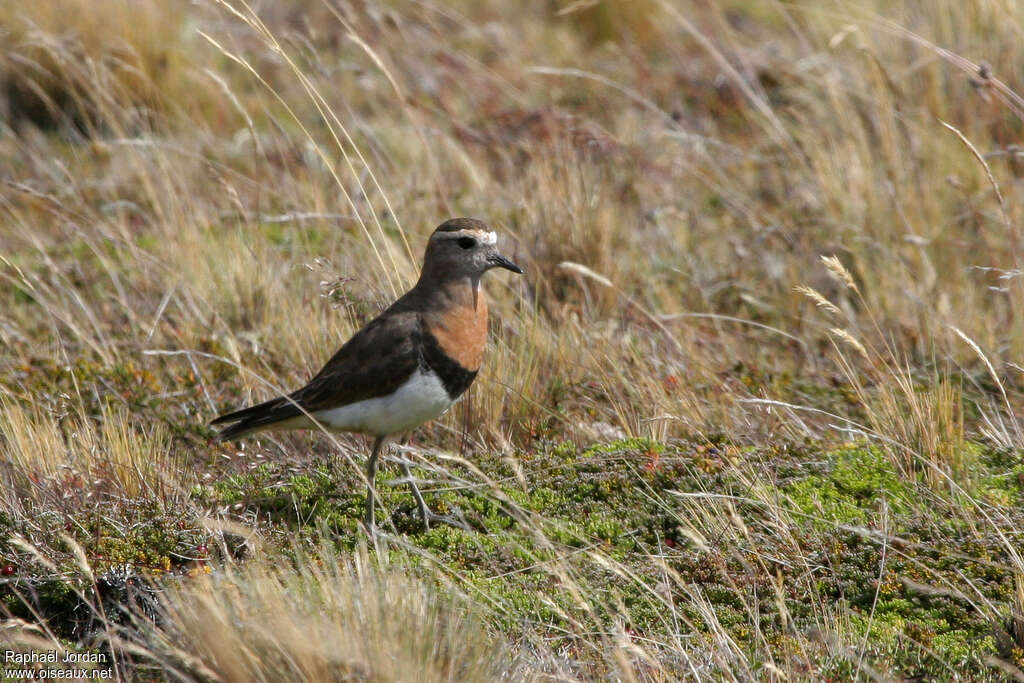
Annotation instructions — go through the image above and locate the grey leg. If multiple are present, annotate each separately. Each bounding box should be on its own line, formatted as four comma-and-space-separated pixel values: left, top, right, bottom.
395, 436, 470, 532
402, 459, 433, 530
363, 436, 385, 532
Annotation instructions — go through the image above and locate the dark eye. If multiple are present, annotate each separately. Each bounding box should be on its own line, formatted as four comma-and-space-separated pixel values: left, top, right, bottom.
457, 237, 476, 249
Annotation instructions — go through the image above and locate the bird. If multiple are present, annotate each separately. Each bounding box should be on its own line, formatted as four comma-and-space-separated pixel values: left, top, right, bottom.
209, 218, 523, 532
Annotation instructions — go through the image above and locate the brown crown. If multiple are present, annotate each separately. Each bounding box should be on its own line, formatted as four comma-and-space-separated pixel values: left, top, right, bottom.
434, 217, 489, 233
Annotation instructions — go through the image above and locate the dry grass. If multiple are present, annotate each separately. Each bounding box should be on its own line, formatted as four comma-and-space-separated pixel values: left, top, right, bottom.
2, 0, 1024, 679
1, 401, 184, 510
133, 541, 530, 682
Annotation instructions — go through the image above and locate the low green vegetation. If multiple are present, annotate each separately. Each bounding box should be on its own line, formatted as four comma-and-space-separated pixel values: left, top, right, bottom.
5, 429, 1024, 679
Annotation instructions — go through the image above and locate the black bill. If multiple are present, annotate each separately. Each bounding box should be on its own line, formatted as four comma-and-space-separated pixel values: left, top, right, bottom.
487, 253, 524, 274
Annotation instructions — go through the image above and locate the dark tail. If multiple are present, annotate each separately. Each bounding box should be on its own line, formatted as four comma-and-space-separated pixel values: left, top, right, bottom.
210, 396, 302, 442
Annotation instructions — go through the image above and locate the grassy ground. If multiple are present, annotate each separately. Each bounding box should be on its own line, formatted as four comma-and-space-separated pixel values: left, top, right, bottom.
2, 0, 1024, 679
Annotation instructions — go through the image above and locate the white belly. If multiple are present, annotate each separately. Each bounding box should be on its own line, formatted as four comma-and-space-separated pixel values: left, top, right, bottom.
312, 368, 454, 436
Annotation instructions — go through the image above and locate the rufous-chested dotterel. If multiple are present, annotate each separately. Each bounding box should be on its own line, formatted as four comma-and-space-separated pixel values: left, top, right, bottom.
209, 218, 523, 532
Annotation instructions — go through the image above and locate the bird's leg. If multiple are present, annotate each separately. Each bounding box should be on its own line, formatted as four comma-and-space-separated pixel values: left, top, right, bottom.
397, 435, 471, 532
363, 436, 385, 533
397, 434, 434, 530
401, 459, 432, 530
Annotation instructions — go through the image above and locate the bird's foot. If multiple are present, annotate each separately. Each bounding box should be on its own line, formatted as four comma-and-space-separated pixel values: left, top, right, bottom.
416, 506, 473, 532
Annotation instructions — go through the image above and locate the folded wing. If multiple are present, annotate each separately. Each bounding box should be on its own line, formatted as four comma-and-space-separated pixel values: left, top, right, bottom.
211, 309, 423, 441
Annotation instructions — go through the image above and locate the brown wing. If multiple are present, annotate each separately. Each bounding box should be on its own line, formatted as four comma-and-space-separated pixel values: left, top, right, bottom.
289, 309, 422, 412
212, 303, 424, 440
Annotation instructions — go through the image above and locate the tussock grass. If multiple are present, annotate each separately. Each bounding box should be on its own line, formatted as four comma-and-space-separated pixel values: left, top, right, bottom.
134, 541, 532, 682
2, 0, 1024, 679
0, 0, 194, 134
1, 401, 185, 514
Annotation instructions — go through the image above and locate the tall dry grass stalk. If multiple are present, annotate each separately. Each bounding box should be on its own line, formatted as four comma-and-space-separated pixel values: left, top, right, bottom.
797, 260, 971, 484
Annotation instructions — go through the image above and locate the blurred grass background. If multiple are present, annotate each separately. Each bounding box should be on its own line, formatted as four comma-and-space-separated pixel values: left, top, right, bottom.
2, 0, 1024, 679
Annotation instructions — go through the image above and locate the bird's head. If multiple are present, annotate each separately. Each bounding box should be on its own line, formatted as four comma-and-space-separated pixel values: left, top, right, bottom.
421, 218, 523, 282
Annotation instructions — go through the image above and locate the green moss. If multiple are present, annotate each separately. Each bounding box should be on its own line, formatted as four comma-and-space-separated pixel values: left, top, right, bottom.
786, 477, 867, 524
830, 446, 910, 504
581, 437, 662, 457
931, 631, 997, 663
783, 445, 911, 525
